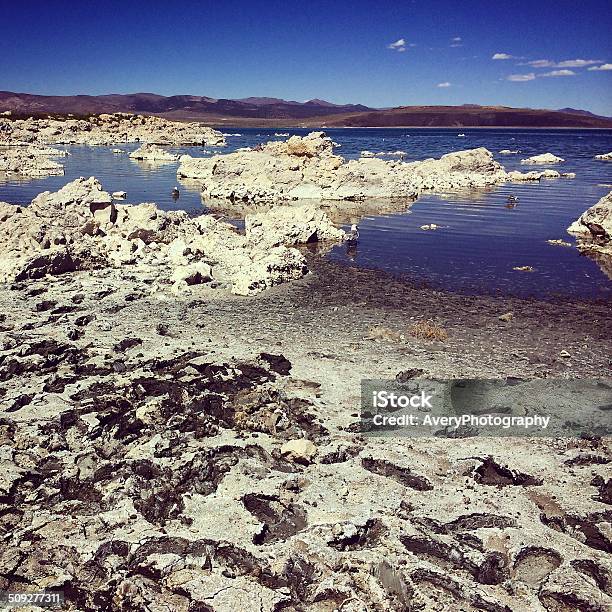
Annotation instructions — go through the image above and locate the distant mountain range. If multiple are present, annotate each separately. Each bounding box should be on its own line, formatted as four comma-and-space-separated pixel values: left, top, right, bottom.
0, 91, 371, 120
1, 91, 611, 128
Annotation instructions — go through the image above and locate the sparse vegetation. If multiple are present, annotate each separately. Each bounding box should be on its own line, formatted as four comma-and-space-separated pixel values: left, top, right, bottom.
408, 319, 448, 341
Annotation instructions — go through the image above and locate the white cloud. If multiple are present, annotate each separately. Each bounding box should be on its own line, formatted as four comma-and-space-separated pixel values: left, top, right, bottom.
521, 59, 554, 68
555, 59, 601, 68
520, 58, 600, 69
542, 69, 576, 77
450, 36, 463, 47
588, 63, 612, 71
507, 73, 536, 82
492, 53, 513, 60
437, 82, 451, 88
387, 38, 406, 52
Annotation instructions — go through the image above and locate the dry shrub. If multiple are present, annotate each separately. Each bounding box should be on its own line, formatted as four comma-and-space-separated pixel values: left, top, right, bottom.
408, 319, 448, 341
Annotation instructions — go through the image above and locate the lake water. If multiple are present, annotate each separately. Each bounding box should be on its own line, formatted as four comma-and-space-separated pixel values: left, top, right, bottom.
2, 127, 612, 300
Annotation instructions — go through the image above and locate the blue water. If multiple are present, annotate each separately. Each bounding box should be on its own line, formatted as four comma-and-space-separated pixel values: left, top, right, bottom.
2, 128, 611, 300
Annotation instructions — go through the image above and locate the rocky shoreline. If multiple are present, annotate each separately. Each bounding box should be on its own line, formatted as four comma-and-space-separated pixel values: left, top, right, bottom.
0, 177, 350, 295
0, 113, 225, 180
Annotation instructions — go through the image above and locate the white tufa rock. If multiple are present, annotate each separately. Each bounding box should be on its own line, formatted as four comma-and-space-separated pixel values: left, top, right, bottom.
567, 190, 612, 255
178, 132, 523, 205
0, 177, 324, 295
245, 204, 345, 248
520, 153, 565, 165
0, 113, 225, 147
129, 143, 179, 162
0, 145, 66, 178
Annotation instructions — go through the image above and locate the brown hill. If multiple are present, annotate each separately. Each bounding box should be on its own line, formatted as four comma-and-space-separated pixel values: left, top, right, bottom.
305, 105, 612, 128
0, 91, 371, 121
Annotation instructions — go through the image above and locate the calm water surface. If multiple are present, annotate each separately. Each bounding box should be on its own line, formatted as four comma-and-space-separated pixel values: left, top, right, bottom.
1, 128, 611, 300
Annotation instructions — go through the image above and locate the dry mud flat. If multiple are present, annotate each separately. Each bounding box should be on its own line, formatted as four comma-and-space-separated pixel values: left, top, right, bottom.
1, 256, 611, 612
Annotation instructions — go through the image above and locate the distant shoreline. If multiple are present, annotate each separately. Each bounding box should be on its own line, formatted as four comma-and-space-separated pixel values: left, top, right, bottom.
206, 124, 612, 131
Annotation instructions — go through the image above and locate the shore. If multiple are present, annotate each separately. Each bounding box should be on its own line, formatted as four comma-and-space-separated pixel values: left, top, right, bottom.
1, 249, 610, 610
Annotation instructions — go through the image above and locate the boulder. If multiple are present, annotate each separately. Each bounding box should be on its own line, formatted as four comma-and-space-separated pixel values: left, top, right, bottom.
521, 153, 565, 164
567, 191, 612, 277
230, 247, 308, 296
280, 438, 318, 464
507, 170, 575, 181
171, 262, 213, 293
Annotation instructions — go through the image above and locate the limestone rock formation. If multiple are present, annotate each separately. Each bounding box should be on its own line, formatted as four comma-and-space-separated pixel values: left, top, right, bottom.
0, 177, 320, 295
0, 113, 225, 147
245, 204, 346, 248
521, 153, 565, 164
0, 145, 66, 177
178, 132, 518, 204
507, 169, 575, 181
568, 190, 612, 249
129, 143, 179, 162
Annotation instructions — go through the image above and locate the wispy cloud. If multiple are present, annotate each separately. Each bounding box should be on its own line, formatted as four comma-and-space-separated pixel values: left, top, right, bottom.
520, 58, 601, 69
387, 38, 406, 52
542, 69, 576, 77
521, 59, 555, 68
437, 82, 451, 88
587, 63, 612, 71
507, 73, 536, 82
555, 59, 601, 68
450, 36, 463, 48
492, 53, 513, 60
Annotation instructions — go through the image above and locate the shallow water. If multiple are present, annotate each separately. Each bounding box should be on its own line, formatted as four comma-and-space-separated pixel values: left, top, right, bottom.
1, 127, 611, 300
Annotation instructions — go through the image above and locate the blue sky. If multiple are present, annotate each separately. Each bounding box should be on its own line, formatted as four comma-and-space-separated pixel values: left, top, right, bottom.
1, 0, 611, 115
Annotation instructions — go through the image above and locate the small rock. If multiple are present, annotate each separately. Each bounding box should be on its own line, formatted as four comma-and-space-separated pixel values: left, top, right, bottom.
396, 368, 424, 381
156, 322, 170, 336
75, 314, 95, 327
281, 439, 317, 465
499, 312, 513, 322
